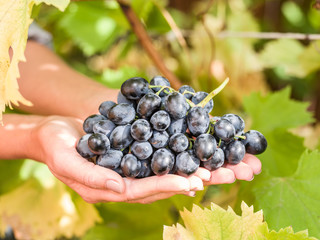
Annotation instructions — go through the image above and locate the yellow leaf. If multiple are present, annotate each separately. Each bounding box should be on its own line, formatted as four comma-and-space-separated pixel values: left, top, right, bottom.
0, 0, 69, 122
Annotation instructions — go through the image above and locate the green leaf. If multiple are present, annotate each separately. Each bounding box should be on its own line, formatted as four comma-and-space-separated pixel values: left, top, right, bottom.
0, 160, 24, 194
58, 1, 128, 56
299, 41, 320, 76
253, 150, 320, 238
243, 87, 313, 134
259, 39, 305, 77
163, 202, 316, 240
282, 1, 304, 27
34, 0, 70, 11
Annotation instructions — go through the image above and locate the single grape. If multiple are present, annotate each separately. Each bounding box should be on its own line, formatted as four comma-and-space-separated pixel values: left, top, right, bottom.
117, 91, 137, 108
96, 149, 123, 169
225, 140, 245, 165
98, 101, 116, 117
150, 110, 171, 131
222, 114, 245, 134
130, 119, 152, 142
83, 114, 107, 133
242, 130, 267, 155
149, 130, 169, 148
168, 133, 189, 153
121, 154, 142, 178
137, 93, 162, 119
214, 119, 235, 142
109, 124, 133, 150
150, 76, 170, 97
167, 117, 187, 135
107, 103, 136, 125
93, 120, 116, 138
121, 77, 149, 100
202, 148, 225, 170
178, 85, 195, 100
88, 133, 110, 155
151, 148, 175, 175
131, 141, 153, 160
191, 91, 214, 113
175, 151, 200, 177
136, 159, 154, 178
164, 92, 188, 120
194, 133, 217, 161
76, 134, 96, 159
113, 167, 125, 177
187, 107, 210, 136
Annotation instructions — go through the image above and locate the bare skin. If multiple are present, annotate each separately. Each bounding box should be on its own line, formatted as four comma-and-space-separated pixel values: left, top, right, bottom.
0, 41, 261, 204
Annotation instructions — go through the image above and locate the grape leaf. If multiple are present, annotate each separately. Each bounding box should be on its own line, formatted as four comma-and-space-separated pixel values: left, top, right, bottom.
163, 202, 315, 240
0, 178, 101, 239
0, 0, 69, 122
253, 150, 320, 238
243, 87, 314, 134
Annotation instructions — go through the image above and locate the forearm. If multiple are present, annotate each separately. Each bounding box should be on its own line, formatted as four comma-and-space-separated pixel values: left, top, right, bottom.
0, 114, 43, 161
17, 41, 118, 120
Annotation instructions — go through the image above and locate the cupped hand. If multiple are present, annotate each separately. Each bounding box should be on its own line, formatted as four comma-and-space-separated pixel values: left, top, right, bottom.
33, 116, 206, 204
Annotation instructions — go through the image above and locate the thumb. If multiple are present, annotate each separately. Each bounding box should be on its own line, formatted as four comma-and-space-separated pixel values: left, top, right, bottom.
59, 156, 125, 194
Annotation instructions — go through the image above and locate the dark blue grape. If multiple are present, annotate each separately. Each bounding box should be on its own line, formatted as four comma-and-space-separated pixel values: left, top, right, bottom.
168, 133, 189, 153
222, 114, 245, 134
110, 124, 133, 150
150, 76, 170, 97
121, 154, 141, 178
93, 120, 116, 138
107, 103, 136, 125
164, 92, 188, 120
117, 91, 137, 108
225, 140, 245, 165
99, 101, 116, 117
187, 107, 210, 136
214, 119, 235, 141
151, 148, 175, 175
149, 130, 169, 148
150, 110, 171, 131
131, 119, 152, 141
194, 134, 216, 161
202, 148, 225, 170
131, 141, 153, 160
175, 151, 200, 177
191, 91, 214, 113
178, 85, 195, 100
136, 159, 154, 178
88, 133, 110, 155
121, 77, 149, 100
96, 149, 123, 169
167, 117, 187, 135
137, 93, 162, 119
242, 130, 267, 155
76, 134, 96, 159
83, 114, 107, 133
113, 167, 125, 177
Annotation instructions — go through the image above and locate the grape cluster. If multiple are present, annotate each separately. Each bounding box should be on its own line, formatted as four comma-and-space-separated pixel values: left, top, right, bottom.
76, 76, 267, 178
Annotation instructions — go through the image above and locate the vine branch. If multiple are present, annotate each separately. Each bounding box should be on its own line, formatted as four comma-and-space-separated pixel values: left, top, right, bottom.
117, 0, 182, 89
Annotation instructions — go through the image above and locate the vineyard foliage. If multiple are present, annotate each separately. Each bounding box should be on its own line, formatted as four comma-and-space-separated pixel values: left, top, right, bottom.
1, 0, 320, 239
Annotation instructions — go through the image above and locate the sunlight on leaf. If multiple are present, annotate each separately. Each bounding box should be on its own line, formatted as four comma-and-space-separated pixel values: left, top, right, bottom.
0, 0, 69, 122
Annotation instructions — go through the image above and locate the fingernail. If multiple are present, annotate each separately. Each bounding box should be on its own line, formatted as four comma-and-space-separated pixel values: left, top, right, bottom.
203, 172, 211, 182
256, 169, 262, 175
249, 176, 254, 181
191, 182, 204, 191
106, 180, 123, 194
187, 191, 196, 197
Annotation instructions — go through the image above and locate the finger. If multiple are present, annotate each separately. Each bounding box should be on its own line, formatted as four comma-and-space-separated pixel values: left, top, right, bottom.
193, 167, 211, 182
186, 175, 204, 191
205, 167, 235, 185
56, 155, 125, 193
224, 162, 254, 181
242, 154, 262, 175
124, 174, 191, 200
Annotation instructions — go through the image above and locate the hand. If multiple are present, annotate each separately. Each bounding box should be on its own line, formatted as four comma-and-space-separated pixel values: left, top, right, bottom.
33, 116, 207, 204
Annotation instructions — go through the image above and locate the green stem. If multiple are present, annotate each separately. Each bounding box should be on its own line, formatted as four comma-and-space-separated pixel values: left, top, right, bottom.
235, 135, 246, 140
182, 90, 196, 96
186, 99, 196, 108
197, 77, 230, 108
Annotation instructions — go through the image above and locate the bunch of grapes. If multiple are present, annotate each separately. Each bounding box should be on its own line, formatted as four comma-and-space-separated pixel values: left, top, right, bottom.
76, 76, 267, 178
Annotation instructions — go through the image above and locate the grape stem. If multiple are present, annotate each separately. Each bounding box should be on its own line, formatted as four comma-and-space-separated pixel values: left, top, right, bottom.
235, 135, 246, 140
182, 90, 195, 96
197, 77, 230, 108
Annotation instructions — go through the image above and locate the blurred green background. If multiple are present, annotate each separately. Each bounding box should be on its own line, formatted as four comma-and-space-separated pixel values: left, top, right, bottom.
1, 0, 320, 239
